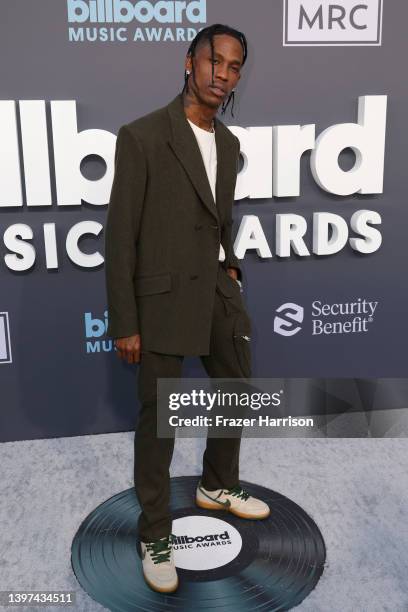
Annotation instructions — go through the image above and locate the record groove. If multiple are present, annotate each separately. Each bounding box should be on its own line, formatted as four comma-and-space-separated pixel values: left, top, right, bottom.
71, 476, 326, 611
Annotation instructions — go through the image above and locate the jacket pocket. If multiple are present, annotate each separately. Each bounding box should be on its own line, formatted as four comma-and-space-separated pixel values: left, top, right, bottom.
216, 266, 240, 298
133, 273, 171, 296
232, 312, 251, 378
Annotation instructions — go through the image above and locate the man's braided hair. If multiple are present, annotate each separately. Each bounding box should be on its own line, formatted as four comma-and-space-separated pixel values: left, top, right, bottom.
181, 23, 248, 117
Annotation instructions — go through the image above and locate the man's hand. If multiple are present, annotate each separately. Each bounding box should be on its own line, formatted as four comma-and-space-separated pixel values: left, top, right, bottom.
227, 267, 238, 281
114, 334, 141, 364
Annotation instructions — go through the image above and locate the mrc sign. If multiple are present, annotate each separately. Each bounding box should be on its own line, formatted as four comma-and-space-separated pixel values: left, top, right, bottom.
0, 95, 387, 271
284, 0, 384, 46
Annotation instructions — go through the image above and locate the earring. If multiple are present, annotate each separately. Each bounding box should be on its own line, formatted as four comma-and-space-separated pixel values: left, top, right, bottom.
186, 70, 191, 75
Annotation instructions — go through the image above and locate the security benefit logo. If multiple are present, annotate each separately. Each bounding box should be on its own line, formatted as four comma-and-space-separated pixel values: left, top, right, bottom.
274, 303, 304, 337
283, 0, 383, 46
274, 298, 378, 337
0, 312, 12, 364
67, 0, 207, 43
172, 515, 242, 571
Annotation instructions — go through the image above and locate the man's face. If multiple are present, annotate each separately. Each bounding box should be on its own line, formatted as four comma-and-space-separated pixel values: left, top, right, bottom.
185, 34, 244, 108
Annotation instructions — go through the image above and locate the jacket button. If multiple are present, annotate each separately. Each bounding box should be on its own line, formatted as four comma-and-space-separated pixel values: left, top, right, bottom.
195, 224, 203, 230
190, 274, 198, 280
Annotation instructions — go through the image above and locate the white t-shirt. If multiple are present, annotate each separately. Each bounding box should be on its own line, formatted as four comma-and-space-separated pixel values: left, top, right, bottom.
187, 118, 226, 262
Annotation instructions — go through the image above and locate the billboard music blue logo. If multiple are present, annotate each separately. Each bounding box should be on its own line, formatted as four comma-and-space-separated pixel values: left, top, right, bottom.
84, 310, 114, 354
67, 0, 206, 42
67, 0, 207, 23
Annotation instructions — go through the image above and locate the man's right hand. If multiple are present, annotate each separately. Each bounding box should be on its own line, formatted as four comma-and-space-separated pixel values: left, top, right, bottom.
114, 334, 141, 364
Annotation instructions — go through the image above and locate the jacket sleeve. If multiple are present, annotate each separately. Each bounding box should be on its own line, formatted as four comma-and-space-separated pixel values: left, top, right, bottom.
224, 136, 243, 282
104, 125, 147, 339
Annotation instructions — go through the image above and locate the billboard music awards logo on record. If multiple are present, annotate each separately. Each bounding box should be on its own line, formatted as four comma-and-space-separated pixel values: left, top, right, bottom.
283, 0, 383, 46
0, 312, 12, 364
171, 516, 242, 570
274, 298, 379, 336
67, 0, 207, 42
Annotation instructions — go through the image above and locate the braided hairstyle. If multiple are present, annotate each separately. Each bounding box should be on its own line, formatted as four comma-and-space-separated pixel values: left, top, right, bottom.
182, 23, 248, 117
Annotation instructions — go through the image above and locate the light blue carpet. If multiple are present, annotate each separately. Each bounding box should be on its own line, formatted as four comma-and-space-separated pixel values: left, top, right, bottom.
0, 433, 407, 611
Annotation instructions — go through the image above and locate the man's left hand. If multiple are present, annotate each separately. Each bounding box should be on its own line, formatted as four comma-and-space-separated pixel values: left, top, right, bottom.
227, 267, 238, 281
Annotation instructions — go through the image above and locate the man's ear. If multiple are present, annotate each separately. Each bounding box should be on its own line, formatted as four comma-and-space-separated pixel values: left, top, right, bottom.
185, 54, 192, 73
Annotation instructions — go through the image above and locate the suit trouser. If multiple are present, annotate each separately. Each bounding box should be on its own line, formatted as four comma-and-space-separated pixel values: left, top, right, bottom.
134, 274, 252, 542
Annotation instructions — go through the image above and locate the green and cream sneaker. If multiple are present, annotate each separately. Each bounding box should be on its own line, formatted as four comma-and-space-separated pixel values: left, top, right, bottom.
196, 481, 270, 519
140, 534, 178, 593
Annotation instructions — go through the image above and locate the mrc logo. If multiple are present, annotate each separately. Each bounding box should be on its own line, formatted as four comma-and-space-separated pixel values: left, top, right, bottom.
0, 312, 12, 364
283, 0, 383, 46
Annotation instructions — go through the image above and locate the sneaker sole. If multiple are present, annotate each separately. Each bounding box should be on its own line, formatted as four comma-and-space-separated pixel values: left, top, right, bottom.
143, 573, 179, 593
196, 497, 270, 519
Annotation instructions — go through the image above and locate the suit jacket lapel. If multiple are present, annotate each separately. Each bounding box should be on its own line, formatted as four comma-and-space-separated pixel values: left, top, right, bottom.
166, 93, 236, 223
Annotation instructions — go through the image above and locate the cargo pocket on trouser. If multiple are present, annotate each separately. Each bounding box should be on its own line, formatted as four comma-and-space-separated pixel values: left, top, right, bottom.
232, 311, 252, 379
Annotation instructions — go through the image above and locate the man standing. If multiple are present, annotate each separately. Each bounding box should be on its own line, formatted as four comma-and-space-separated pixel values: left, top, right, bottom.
105, 23, 270, 593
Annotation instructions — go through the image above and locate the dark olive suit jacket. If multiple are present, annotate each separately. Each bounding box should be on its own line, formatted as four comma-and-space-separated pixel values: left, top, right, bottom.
104, 92, 243, 355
